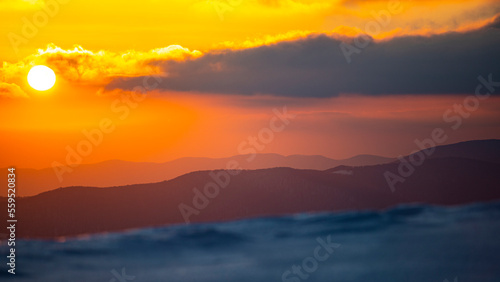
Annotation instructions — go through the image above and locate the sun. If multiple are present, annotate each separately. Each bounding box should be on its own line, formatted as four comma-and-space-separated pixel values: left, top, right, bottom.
27, 65, 56, 91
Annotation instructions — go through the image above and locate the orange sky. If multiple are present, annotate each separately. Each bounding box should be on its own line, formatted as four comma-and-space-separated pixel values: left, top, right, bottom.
2, 89, 500, 169
1, 0, 500, 168
2, 0, 499, 59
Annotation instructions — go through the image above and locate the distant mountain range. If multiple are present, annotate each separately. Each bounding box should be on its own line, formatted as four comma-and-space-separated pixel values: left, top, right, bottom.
3, 139, 500, 239
1, 153, 395, 197
408, 139, 500, 163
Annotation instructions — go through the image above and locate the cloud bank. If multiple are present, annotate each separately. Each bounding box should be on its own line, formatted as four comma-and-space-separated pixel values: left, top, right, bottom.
107, 17, 500, 97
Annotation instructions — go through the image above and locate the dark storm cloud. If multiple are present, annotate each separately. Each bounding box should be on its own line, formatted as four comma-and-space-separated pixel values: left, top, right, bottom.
107, 18, 500, 97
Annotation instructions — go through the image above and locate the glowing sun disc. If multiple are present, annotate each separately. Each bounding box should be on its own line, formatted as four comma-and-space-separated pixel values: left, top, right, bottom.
27, 65, 56, 91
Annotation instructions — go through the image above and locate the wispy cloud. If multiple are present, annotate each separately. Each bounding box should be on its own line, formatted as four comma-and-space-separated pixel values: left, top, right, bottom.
0, 82, 29, 98
1, 43, 201, 88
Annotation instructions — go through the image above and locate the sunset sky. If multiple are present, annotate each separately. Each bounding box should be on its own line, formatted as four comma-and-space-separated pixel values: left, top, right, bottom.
1, 0, 500, 169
